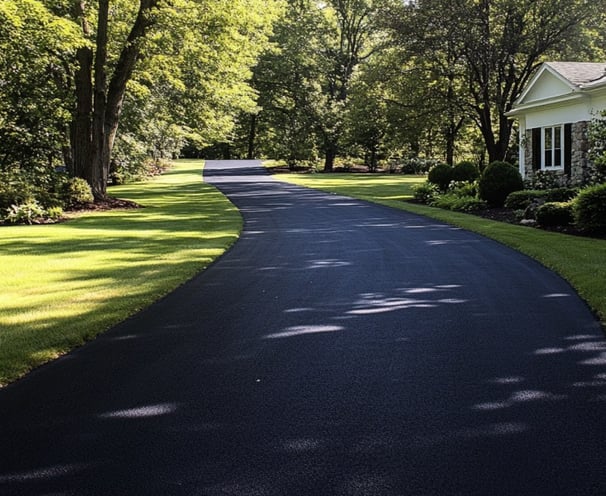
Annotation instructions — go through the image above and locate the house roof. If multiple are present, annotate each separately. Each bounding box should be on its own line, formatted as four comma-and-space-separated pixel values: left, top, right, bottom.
507, 61, 606, 116
546, 62, 606, 88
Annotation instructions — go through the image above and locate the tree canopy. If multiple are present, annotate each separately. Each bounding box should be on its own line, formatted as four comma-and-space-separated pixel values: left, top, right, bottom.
1, 0, 605, 208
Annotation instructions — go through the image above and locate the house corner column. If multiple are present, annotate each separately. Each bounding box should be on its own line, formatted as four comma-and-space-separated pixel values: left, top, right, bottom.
518, 117, 526, 178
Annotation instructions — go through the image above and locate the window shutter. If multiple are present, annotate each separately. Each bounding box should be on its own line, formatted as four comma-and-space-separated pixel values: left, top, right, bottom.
564, 124, 572, 177
532, 128, 541, 170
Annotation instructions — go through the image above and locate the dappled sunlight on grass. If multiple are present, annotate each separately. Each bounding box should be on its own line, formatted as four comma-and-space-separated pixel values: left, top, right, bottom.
0, 160, 242, 385
278, 172, 425, 201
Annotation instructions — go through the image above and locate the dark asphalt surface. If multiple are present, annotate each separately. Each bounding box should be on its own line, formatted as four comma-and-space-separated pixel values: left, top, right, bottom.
1, 160, 605, 495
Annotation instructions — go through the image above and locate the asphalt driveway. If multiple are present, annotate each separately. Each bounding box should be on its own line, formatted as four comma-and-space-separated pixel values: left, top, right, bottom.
0, 160, 605, 495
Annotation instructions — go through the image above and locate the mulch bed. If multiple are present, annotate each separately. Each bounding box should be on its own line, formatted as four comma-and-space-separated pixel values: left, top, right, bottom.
470, 206, 605, 239
72, 197, 141, 212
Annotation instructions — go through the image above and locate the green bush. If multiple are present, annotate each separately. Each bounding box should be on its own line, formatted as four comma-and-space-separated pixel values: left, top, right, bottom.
0, 178, 36, 211
4, 200, 47, 224
545, 187, 578, 203
400, 157, 439, 175
427, 163, 454, 191
46, 206, 64, 221
431, 193, 487, 212
575, 183, 606, 233
478, 161, 524, 207
536, 202, 575, 227
412, 182, 439, 204
448, 180, 478, 198
62, 177, 94, 207
451, 160, 479, 182
527, 169, 566, 189
504, 190, 548, 210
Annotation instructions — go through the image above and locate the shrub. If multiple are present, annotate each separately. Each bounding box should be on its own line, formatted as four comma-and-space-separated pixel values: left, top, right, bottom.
448, 180, 478, 198
536, 202, 575, 227
46, 206, 64, 221
0, 178, 36, 211
545, 187, 578, 203
400, 157, 439, 175
62, 177, 94, 207
4, 200, 47, 224
527, 169, 566, 189
478, 161, 524, 207
575, 183, 606, 233
427, 163, 454, 191
412, 182, 439, 204
504, 190, 548, 210
431, 193, 487, 212
451, 160, 479, 182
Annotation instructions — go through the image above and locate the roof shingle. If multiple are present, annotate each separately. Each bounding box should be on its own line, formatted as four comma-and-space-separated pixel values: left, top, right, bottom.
546, 61, 606, 87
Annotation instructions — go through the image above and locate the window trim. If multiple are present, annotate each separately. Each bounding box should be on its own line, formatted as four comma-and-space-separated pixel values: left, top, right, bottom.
541, 125, 565, 171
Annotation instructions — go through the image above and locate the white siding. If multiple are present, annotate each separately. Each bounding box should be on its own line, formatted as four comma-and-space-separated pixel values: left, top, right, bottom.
525, 99, 593, 129
521, 72, 572, 104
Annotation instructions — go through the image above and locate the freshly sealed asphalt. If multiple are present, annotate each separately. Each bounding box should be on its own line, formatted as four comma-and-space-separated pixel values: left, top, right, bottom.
1, 159, 605, 495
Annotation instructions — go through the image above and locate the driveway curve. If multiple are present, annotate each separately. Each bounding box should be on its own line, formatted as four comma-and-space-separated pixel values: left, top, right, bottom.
1, 159, 605, 495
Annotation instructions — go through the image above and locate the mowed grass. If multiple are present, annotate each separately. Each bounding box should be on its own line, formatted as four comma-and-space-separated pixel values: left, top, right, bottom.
277, 171, 606, 326
0, 160, 242, 385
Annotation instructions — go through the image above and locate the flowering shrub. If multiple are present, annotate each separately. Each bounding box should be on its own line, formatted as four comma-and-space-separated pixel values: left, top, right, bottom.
526, 170, 567, 190
582, 164, 606, 186
412, 182, 439, 203
588, 113, 606, 185
448, 180, 478, 197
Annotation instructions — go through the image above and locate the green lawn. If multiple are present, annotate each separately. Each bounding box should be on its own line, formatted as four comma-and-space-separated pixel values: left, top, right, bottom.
276, 171, 606, 327
0, 160, 242, 385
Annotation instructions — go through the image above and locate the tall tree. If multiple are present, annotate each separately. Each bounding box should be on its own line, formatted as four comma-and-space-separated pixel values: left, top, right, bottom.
389, 0, 604, 163
0, 0, 83, 175
317, 0, 381, 171
247, 0, 327, 167
65, 0, 280, 199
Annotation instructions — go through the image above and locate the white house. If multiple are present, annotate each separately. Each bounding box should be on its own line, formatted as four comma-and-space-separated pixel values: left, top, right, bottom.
506, 61, 606, 185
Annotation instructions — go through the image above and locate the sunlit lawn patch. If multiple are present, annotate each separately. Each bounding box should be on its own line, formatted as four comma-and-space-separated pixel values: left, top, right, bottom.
275, 170, 606, 327
0, 160, 242, 385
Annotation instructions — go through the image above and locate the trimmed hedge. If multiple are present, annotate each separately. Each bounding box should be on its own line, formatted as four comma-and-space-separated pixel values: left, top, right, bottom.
427, 163, 453, 191
504, 190, 548, 210
536, 202, 575, 227
575, 183, 606, 233
479, 161, 524, 207
452, 161, 480, 182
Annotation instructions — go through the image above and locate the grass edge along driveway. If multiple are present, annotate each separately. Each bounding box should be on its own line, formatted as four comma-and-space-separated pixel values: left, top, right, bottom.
0, 160, 242, 386
275, 171, 606, 330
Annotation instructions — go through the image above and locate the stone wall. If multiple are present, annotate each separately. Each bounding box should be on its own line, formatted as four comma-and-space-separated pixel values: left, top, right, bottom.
523, 121, 592, 186
571, 121, 590, 185
523, 129, 533, 179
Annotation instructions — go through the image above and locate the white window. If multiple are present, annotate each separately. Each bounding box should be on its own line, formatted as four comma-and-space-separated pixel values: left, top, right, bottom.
542, 126, 564, 170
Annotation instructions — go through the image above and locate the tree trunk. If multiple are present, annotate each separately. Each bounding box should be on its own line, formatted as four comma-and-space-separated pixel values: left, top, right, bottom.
70, 2, 93, 180
324, 144, 336, 172
89, 0, 109, 199
445, 127, 455, 167
70, 47, 93, 179
70, 0, 159, 201
247, 113, 257, 160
